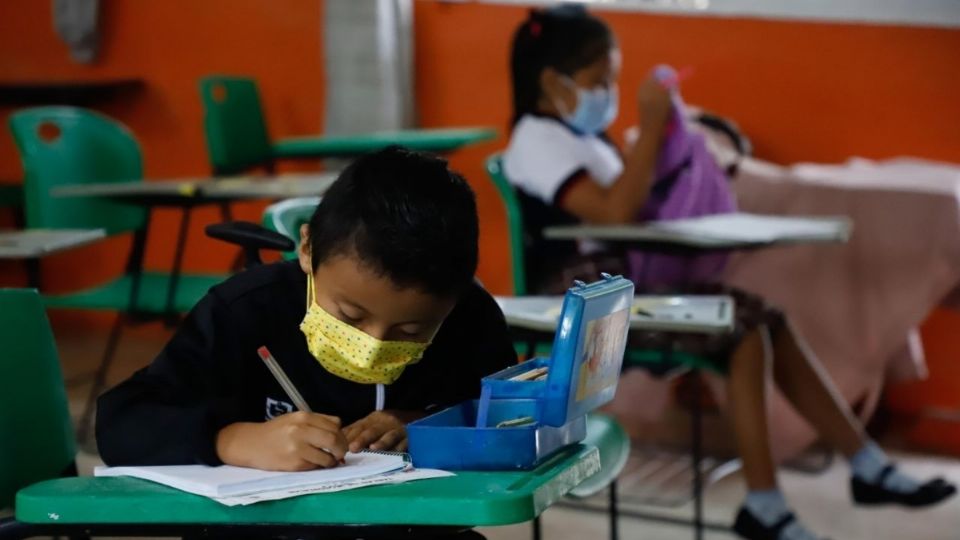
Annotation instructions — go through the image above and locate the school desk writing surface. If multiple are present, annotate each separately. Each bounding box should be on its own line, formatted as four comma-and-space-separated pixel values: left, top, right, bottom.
51, 173, 337, 205
0, 229, 105, 259
544, 213, 851, 250
13, 445, 598, 527
495, 295, 735, 335
273, 127, 497, 159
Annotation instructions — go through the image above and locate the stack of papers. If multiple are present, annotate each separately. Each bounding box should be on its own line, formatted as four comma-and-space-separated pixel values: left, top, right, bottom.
95, 451, 452, 506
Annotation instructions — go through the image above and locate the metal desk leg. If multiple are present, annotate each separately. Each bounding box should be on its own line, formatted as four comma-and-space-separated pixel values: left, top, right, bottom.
609, 480, 619, 540
164, 206, 193, 323
691, 370, 704, 540
531, 515, 542, 540
76, 314, 125, 444
25, 257, 40, 289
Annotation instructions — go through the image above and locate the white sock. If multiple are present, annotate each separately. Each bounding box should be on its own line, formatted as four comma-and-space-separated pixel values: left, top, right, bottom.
849, 441, 920, 492
743, 490, 821, 540
744, 489, 790, 526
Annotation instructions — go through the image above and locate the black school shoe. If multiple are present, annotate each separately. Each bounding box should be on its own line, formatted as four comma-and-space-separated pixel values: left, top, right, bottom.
732, 508, 829, 540
851, 464, 957, 507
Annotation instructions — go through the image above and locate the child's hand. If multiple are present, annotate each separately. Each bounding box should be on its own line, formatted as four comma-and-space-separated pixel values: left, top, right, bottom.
344, 410, 423, 453
637, 75, 673, 130
215, 412, 348, 471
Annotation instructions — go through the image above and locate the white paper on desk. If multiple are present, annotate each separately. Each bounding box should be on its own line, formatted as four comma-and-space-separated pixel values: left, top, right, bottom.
648, 213, 849, 244
213, 467, 455, 506
94, 451, 406, 498
496, 295, 734, 334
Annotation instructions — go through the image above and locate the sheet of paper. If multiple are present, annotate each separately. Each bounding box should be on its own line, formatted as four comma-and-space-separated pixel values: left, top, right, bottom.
95, 451, 406, 498
212, 468, 455, 506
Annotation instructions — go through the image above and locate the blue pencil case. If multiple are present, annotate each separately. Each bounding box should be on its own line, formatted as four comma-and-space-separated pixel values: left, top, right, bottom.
408, 274, 634, 470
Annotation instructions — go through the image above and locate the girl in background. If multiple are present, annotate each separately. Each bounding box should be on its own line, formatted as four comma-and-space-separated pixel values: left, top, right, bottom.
503, 6, 955, 540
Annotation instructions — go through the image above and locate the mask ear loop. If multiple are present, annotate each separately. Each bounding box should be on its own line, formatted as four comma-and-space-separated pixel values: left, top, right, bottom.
305, 271, 316, 309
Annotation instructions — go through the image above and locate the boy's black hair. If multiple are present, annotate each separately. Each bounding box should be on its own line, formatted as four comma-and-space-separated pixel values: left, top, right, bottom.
307, 145, 479, 297
510, 5, 614, 126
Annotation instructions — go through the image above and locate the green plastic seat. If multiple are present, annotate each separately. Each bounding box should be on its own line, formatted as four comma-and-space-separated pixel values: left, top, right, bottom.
485, 153, 726, 375
488, 152, 727, 538
8, 106, 226, 312
0, 289, 76, 509
8, 107, 226, 440
199, 75, 497, 175
261, 196, 320, 260
41, 273, 222, 313
199, 76, 275, 176
486, 155, 528, 296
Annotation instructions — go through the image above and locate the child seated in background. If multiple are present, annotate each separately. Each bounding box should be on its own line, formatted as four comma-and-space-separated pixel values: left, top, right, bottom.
503, 6, 955, 540
96, 147, 515, 538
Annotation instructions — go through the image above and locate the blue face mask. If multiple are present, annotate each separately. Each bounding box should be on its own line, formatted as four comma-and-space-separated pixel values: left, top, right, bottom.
556, 78, 619, 135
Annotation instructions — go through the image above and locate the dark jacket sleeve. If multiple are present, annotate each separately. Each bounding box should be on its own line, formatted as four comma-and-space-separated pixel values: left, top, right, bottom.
431, 283, 518, 406
95, 292, 241, 466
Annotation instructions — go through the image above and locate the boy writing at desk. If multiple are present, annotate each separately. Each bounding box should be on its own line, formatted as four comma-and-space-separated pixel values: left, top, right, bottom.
96, 147, 517, 481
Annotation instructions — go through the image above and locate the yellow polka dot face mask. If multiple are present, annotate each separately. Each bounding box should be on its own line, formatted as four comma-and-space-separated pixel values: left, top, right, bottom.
300, 272, 430, 385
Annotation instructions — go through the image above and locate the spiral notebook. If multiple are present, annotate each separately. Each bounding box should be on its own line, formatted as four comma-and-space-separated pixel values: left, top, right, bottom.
94, 451, 408, 498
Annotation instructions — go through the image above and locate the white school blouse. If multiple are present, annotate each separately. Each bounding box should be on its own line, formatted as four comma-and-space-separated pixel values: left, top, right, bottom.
503, 114, 623, 207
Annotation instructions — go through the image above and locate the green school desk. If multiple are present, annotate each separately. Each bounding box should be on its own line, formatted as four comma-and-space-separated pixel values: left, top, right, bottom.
0, 444, 599, 539
274, 127, 497, 160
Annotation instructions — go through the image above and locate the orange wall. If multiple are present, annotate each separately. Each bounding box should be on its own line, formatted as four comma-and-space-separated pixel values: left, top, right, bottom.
413, 2, 960, 293
2, 0, 959, 319
0, 0, 325, 298
414, 3, 960, 418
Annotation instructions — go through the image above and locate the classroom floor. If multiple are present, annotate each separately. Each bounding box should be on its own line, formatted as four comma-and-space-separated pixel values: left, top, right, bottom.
56, 321, 960, 540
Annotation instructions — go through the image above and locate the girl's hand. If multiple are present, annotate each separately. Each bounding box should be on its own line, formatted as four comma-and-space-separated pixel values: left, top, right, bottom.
216, 412, 348, 471
637, 75, 673, 131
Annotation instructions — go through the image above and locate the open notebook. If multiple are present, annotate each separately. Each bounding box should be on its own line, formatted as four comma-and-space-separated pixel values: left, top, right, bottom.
95, 450, 407, 498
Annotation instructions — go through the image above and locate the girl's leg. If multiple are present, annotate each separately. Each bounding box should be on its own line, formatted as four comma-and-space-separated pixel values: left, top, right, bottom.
727, 326, 777, 490
769, 320, 954, 506
768, 320, 865, 458
728, 326, 825, 540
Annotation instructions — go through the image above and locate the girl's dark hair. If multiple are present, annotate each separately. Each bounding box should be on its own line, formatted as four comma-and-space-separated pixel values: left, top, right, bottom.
510, 5, 614, 126
307, 146, 479, 297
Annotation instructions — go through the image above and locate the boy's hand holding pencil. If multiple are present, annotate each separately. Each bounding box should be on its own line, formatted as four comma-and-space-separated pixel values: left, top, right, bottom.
215, 411, 348, 472
214, 346, 349, 472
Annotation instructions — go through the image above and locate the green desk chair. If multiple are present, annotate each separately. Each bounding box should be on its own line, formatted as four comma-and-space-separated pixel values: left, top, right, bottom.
199, 75, 496, 176
487, 153, 728, 538
202, 196, 315, 268
0, 289, 76, 510
261, 196, 320, 260
8, 107, 227, 442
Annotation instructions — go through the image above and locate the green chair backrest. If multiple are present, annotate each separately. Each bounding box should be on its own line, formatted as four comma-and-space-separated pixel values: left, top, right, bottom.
199, 76, 274, 175
486, 154, 527, 295
8, 107, 147, 235
262, 196, 320, 260
0, 289, 76, 508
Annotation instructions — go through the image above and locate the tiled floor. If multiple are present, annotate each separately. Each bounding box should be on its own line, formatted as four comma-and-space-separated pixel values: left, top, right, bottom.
54, 322, 960, 539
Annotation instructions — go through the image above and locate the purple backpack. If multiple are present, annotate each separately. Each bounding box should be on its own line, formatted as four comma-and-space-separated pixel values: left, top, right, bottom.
627, 65, 737, 291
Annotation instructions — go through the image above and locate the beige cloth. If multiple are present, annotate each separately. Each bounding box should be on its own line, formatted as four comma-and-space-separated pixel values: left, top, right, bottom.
608, 156, 960, 460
